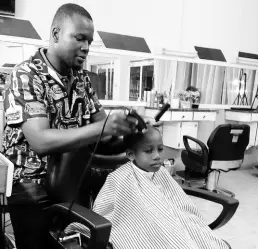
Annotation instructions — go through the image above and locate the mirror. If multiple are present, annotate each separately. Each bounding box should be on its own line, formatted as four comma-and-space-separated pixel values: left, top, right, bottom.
87, 52, 154, 101
86, 52, 118, 100
172, 61, 258, 106
0, 40, 257, 106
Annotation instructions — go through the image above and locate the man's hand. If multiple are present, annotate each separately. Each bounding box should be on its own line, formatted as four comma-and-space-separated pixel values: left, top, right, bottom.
103, 110, 138, 137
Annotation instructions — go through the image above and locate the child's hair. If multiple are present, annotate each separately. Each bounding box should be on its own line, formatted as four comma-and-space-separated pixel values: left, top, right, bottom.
123, 125, 161, 150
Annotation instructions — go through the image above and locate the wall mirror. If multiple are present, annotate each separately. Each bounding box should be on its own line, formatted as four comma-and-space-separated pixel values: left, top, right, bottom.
0, 39, 257, 106
87, 51, 154, 101
172, 61, 258, 106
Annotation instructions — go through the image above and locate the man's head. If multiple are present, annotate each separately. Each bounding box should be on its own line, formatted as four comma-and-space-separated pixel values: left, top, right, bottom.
123, 125, 165, 172
50, 3, 94, 71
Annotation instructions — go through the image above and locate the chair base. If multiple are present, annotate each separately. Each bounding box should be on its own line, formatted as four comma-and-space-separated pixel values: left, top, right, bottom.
175, 170, 206, 187
215, 187, 235, 198
176, 171, 235, 198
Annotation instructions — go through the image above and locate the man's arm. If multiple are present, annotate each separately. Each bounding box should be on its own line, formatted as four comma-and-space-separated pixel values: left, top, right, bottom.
21, 117, 107, 156
91, 108, 113, 142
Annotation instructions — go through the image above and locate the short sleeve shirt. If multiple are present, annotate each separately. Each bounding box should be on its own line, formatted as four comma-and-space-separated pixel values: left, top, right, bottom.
3, 48, 103, 180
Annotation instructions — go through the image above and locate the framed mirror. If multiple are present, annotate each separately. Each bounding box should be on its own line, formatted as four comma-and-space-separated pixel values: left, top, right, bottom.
172, 61, 258, 106
0, 39, 257, 106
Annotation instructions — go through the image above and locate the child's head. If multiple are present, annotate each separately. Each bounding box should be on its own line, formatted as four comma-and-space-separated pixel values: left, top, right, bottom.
123, 125, 165, 172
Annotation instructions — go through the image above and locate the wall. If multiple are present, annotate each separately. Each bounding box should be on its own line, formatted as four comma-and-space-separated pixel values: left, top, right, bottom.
181, 0, 258, 62
0, 43, 23, 65
15, 0, 257, 58
15, 0, 184, 52
113, 56, 131, 101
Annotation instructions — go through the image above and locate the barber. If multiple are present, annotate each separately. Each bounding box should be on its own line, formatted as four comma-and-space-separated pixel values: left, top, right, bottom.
3, 3, 138, 249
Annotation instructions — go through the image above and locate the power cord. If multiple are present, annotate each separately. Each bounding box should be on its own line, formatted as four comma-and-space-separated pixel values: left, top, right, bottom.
57, 104, 169, 242
57, 110, 112, 241
67, 110, 112, 214
66, 106, 139, 212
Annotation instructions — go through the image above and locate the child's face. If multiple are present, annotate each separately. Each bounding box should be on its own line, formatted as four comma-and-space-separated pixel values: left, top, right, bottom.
127, 129, 165, 172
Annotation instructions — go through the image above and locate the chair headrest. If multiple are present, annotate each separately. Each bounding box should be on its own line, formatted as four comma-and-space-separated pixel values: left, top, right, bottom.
45, 141, 128, 204
207, 124, 250, 161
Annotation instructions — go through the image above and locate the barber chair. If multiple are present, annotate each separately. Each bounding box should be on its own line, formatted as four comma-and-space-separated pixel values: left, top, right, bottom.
44, 135, 239, 249
0, 153, 15, 249
46, 137, 129, 249
177, 124, 250, 197
0, 136, 240, 248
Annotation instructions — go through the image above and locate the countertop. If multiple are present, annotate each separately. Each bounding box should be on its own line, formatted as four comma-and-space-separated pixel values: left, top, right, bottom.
145, 107, 219, 112
226, 108, 258, 114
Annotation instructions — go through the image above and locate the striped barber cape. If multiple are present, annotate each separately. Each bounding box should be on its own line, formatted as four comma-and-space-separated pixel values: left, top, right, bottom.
66, 162, 230, 249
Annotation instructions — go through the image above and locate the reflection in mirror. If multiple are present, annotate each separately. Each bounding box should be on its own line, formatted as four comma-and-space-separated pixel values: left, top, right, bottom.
0, 41, 42, 96
129, 59, 154, 101
87, 53, 154, 101
87, 53, 117, 100
172, 61, 258, 105
0, 39, 257, 105
223, 67, 257, 106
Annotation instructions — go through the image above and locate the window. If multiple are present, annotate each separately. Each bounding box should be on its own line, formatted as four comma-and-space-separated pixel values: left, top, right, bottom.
129, 60, 154, 101
129, 66, 140, 101
96, 64, 114, 100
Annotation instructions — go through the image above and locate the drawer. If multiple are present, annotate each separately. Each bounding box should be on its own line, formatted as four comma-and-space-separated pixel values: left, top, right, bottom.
145, 109, 171, 121
171, 111, 193, 121
193, 112, 217, 121
225, 111, 252, 122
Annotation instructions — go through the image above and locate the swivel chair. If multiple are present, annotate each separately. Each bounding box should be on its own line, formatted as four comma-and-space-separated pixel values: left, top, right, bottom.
0, 153, 14, 249
45, 136, 239, 249
0, 134, 239, 249
177, 124, 250, 197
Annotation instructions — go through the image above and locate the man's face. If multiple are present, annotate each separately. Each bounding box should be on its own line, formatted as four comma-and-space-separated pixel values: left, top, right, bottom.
56, 14, 94, 71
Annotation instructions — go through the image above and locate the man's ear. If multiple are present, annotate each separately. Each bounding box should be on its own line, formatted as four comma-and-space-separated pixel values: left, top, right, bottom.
126, 149, 135, 161
52, 27, 60, 43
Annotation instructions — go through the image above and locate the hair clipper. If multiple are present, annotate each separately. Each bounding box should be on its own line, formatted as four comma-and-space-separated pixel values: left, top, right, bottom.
154, 103, 171, 122
125, 108, 147, 134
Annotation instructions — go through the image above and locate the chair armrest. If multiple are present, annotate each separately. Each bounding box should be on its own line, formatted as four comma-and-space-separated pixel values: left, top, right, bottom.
183, 136, 209, 166
182, 186, 239, 230
183, 135, 208, 155
47, 203, 111, 249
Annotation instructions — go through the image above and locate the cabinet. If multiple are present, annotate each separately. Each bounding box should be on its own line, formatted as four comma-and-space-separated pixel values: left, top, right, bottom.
163, 121, 198, 149
193, 112, 217, 121
145, 108, 171, 121
145, 108, 218, 149
171, 111, 193, 121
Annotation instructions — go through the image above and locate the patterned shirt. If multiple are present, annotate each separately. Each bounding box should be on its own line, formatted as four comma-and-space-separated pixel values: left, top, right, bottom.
3, 48, 103, 180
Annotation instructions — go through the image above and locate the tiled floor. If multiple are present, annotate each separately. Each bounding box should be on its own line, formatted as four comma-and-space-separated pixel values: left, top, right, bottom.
4, 167, 258, 248
176, 167, 258, 249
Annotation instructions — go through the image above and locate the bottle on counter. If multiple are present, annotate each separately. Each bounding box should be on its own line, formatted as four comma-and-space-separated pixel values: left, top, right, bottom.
149, 89, 156, 107
154, 90, 158, 108
146, 89, 151, 106
143, 87, 151, 106
158, 93, 164, 108
144, 89, 147, 102
163, 91, 168, 104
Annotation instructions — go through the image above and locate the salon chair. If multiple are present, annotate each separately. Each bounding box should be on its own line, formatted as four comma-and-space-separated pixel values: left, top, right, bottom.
46, 137, 129, 249
45, 136, 239, 249
176, 124, 250, 197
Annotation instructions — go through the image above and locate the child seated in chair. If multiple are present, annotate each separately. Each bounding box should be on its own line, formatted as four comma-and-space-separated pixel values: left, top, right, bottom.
67, 124, 230, 249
